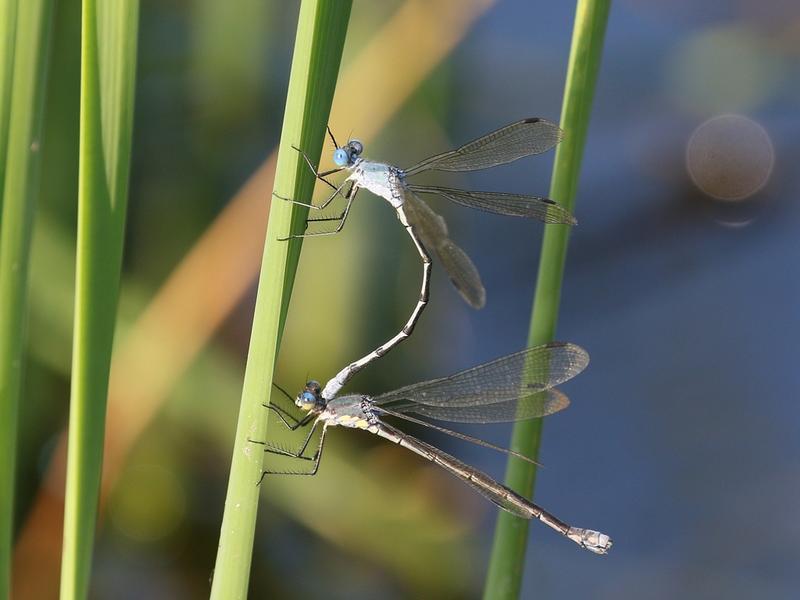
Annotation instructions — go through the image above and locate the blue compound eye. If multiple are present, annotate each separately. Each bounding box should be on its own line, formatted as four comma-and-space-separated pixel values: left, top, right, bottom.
301, 391, 317, 404
333, 148, 349, 166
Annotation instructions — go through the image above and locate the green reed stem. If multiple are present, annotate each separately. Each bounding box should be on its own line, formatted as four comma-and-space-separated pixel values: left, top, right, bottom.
0, 1, 53, 596
483, 2, 611, 598
209, 2, 351, 598
60, 1, 139, 598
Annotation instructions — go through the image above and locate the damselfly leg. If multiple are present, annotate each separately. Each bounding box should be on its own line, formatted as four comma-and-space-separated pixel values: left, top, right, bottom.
272, 177, 347, 212
277, 185, 359, 241
255, 424, 327, 481
263, 403, 315, 431
252, 400, 328, 480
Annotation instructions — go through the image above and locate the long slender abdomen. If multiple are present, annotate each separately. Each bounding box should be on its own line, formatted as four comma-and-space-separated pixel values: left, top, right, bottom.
375, 423, 544, 519
374, 423, 612, 554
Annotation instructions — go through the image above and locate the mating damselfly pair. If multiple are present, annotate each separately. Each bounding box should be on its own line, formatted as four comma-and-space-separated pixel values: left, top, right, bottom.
258, 120, 612, 555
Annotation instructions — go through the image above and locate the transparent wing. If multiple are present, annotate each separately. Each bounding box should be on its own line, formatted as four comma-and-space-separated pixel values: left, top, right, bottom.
373, 342, 589, 408
403, 118, 563, 176
407, 184, 576, 225
435, 239, 486, 309
376, 407, 543, 465
381, 389, 570, 423
403, 191, 486, 309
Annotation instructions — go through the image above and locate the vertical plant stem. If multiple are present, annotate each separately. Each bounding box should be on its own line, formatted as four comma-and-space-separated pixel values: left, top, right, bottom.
209, 2, 351, 598
0, 0, 19, 211
59, 1, 139, 598
483, 2, 611, 598
0, 0, 53, 596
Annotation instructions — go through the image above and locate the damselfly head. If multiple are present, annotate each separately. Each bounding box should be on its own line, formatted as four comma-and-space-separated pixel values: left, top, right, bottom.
348, 139, 363, 156
296, 380, 322, 410
332, 139, 363, 168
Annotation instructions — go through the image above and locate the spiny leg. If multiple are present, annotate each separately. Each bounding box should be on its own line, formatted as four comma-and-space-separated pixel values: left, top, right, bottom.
278, 185, 358, 241
263, 404, 317, 431
305, 195, 355, 223
273, 175, 349, 212
246, 404, 317, 456
257, 423, 328, 480
250, 419, 317, 459
320, 204, 431, 399
305, 183, 358, 225
250, 402, 318, 455
291, 144, 342, 192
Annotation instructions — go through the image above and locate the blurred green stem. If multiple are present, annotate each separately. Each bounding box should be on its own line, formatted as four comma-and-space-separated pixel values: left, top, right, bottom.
60, 1, 139, 598
483, 1, 611, 598
0, 1, 53, 596
209, 2, 351, 598
0, 0, 18, 210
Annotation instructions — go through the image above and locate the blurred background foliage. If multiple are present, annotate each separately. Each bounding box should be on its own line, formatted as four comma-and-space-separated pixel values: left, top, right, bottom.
8, 0, 800, 598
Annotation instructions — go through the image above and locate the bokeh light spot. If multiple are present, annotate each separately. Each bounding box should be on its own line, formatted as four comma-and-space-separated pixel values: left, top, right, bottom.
686, 114, 774, 201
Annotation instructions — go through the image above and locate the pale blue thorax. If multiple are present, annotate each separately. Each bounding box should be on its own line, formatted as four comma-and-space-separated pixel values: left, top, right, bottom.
346, 159, 406, 209
332, 139, 407, 210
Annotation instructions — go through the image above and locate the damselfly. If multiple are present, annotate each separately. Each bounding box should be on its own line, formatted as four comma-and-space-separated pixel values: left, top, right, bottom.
280, 119, 574, 400
258, 342, 611, 554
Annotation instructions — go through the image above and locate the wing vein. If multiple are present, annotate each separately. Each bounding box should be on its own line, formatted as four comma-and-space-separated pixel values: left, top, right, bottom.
403, 118, 563, 176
